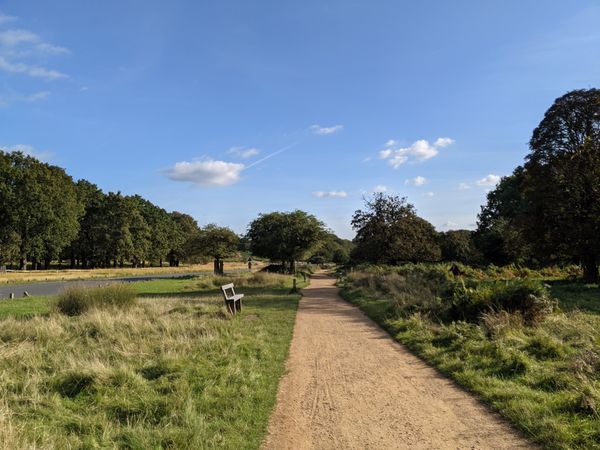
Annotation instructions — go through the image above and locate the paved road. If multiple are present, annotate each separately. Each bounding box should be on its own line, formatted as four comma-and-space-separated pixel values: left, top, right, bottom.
0, 271, 218, 299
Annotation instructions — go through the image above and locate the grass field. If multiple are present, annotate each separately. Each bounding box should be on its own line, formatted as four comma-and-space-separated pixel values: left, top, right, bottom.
0, 261, 263, 285
0, 272, 303, 449
340, 267, 600, 450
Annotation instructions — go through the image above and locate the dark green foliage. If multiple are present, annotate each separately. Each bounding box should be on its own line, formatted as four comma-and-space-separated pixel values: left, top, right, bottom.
247, 210, 326, 272
54, 284, 137, 316
308, 232, 353, 264
439, 229, 482, 264
192, 224, 239, 273
351, 193, 441, 264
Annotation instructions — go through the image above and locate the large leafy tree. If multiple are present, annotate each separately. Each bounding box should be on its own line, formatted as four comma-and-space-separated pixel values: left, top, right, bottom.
474, 167, 530, 265
0, 151, 81, 269
523, 88, 600, 282
167, 212, 200, 266
439, 229, 481, 264
247, 210, 326, 273
193, 224, 239, 274
351, 193, 440, 264
131, 195, 173, 266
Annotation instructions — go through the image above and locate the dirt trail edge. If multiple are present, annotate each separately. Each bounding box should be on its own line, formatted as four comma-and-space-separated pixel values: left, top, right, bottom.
262, 273, 533, 450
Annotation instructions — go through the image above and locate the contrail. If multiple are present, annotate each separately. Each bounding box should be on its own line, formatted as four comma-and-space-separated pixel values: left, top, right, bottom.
243, 142, 298, 170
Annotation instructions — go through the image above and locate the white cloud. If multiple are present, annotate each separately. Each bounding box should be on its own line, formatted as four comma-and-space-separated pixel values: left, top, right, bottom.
165, 159, 245, 187
476, 174, 501, 186
0, 144, 51, 161
379, 137, 453, 168
310, 124, 344, 135
0, 90, 50, 107
0, 13, 17, 25
0, 56, 67, 79
0, 29, 37, 46
373, 184, 388, 193
228, 146, 260, 159
443, 221, 459, 228
405, 176, 427, 186
422, 192, 434, 197
313, 190, 348, 198
458, 182, 471, 190
434, 137, 454, 148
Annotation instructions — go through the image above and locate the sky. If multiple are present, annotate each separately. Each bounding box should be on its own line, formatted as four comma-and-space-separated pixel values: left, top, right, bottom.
1, 1, 599, 239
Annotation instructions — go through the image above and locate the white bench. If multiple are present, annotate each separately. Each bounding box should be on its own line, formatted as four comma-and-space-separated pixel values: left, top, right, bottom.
220, 283, 244, 314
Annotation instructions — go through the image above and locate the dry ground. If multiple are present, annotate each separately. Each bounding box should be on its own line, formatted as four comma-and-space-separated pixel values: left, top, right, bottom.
262, 273, 534, 450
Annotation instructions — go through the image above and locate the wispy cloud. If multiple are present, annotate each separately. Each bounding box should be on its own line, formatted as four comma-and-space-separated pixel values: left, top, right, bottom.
422, 191, 434, 197
373, 184, 388, 193
312, 190, 348, 198
0, 144, 52, 161
458, 182, 471, 190
476, 174, 501, 186
165, 159, 245, 187
310, 124, 344, 135
228, 146, 260, 159
379, 137, 454, 168
0, 17, 69, 82
0, 13, 17, 25
405, 176, 427, 186
443, 221, 459, 228
0, 90, 50, 107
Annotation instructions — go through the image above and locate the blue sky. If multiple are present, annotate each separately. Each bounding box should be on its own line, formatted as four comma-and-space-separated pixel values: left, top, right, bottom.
1, 1, 599, 238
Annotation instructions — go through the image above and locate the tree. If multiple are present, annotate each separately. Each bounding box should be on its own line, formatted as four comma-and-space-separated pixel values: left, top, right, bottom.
0, 151, 81, 269
474, 168, 530, 265
167, 212, 200, 266
131, 196, 172, 266
439, 230, 481, 264
308, 232, 353, 265
247, 210, 326, 273
351, 193, 440, 264
193, 224, 239, 274
523, 88, 600, 282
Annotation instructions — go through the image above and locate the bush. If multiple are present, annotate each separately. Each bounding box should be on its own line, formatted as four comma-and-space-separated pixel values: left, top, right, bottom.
449, 279, 555, 324
55, 284, 136, 316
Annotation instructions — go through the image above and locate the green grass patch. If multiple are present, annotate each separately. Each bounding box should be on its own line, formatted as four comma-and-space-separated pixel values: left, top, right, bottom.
0, 273, 302, 449
340, 266, 600, 449
0, 296, 51, 318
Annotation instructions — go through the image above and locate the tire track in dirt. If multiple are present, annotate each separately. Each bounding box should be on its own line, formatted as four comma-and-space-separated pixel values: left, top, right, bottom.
262, 273, 534, 450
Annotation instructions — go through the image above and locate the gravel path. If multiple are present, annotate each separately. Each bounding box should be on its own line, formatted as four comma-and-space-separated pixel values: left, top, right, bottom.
262, 273, 534, 450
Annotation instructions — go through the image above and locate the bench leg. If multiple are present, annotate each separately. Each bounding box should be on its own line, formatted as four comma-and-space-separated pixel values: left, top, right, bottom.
225, 299, 236, 314
235, 299, 242, 313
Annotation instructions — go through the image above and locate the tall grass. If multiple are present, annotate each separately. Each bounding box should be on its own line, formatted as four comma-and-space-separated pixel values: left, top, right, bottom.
0, 291, 299, 449
54, 283, 137, 316
340, 265, 600, 449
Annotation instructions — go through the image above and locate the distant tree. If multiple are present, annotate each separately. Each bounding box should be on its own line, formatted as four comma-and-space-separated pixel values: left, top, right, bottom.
131, 196, 172, 266
351, 193, 440, 264
193, 224, 239, 274
167, 212, 200, 266
523, 88, 600, 282
0, 151, 81, 269
474, 167, 530, 265
308, 232, 353, 265
247, 210, 326, 273
439, 229, 481, 264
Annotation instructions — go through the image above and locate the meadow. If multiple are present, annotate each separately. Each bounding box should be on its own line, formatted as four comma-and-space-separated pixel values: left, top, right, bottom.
0, 272, 303, 449
339, 264, 600, 450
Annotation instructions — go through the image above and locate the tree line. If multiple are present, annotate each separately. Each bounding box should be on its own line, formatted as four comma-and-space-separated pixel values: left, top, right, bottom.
0, 151, 352, 271
0, 151, 242, 270
350, 88, 600, 283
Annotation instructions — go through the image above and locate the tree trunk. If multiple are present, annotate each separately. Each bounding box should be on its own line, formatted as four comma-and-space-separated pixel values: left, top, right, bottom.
19, 257, 27, 271
44, 258, 51, 270
289, 260, 296, 274
219, 259, 224, 275
583, 253, 599, 283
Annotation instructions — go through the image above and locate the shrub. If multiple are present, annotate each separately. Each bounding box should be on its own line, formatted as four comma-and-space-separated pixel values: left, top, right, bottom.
449, 279, 555, 324
55, 284, 136, 316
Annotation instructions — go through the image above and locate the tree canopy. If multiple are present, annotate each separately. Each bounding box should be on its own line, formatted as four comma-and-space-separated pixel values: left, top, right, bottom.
246, 210, 326, 272
351, 193, 440, 264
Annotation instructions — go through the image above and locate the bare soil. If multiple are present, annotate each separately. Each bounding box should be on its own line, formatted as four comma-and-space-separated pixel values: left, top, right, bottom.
262, 273, 533, 450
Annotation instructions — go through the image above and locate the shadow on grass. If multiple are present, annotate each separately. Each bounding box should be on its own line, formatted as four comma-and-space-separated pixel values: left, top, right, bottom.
548, 281, 600, 314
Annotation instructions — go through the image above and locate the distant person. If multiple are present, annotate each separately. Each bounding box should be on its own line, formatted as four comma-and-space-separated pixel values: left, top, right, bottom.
247, 257, 252, 271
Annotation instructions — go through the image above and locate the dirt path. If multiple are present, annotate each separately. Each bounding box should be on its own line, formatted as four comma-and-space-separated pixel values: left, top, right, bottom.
262, 273, 533, 450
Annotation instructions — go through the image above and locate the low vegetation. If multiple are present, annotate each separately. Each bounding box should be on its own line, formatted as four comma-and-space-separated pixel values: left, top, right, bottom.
340, 264, 600, 449
0, 273, 303, 449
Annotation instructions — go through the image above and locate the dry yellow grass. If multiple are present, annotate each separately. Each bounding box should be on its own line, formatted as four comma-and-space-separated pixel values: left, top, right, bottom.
0, 261, 263, 285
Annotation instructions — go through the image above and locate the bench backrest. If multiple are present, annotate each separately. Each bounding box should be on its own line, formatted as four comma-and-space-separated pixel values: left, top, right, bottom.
220, 283, 236, 300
